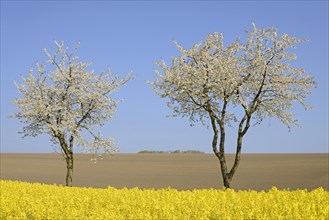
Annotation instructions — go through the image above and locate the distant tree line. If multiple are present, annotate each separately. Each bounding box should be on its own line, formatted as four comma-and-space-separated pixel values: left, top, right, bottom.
138, 150, 205, 154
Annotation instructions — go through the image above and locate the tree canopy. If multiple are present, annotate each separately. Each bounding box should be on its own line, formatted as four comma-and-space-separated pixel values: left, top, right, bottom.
13, 41, 133, 185
150, 23, 317, 188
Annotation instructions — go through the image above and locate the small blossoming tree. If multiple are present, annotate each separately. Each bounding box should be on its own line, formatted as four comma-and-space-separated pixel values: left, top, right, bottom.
13, 41, 132, 186
150, 23, 317, 188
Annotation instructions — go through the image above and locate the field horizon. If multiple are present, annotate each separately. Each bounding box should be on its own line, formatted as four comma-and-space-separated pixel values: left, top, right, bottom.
1, 153, 328, 191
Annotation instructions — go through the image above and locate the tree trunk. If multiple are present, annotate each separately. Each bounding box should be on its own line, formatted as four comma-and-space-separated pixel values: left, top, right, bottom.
55, 132, 75, 187
222, 173, 231, 188
218, 106, 231, 188
209, 112, 231, 188
66, 152, 73, 187
214, 152, 232, 188
227, 114, 251, 184
227, 134, 243, 183
216, 151, 231, 188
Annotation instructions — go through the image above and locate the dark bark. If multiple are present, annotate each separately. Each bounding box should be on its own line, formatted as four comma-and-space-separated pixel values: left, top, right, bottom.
218, 122, 231, 188
55, 131, 74, 187
207, 103, 253, 188
227, 113, 251, 184
208, 99, 231, 188
228, 133, 243, 182
209, 112, 230, 188
211, 128, 231, 188
65, 152, 73, 187
65, 135, 74, 187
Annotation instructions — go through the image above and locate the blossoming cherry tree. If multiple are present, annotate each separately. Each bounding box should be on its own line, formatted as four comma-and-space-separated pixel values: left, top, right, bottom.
13, 41, 132, 186
150, 24, 316, 188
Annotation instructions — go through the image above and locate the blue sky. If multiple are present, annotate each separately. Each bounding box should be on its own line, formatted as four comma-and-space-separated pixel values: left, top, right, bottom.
1, 1, 328, 153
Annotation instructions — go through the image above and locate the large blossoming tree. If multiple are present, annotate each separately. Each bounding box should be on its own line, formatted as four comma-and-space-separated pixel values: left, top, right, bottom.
13, 41, 132, 186
150, 24, 317, 188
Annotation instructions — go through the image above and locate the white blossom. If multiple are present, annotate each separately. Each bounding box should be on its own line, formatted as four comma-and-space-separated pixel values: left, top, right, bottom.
150, 23, 316, 130
12, 41, 132, 158
149, 23, 316, 188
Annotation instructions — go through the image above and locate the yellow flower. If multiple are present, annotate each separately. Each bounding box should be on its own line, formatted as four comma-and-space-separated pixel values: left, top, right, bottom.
1, 180, 328, 220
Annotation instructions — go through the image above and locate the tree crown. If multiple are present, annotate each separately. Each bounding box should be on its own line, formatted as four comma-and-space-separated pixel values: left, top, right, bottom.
13, 41, 132, 154
150, 23, 317, 129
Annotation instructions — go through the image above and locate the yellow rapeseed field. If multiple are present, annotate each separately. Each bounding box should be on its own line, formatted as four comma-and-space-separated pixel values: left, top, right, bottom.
0, 180, 328, 220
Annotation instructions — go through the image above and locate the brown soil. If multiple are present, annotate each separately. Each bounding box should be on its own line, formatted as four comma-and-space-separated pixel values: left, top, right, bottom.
1, 153, 328, 191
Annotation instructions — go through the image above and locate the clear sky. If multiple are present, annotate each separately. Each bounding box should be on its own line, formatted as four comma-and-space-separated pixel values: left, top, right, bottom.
1, 1, 328, 153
